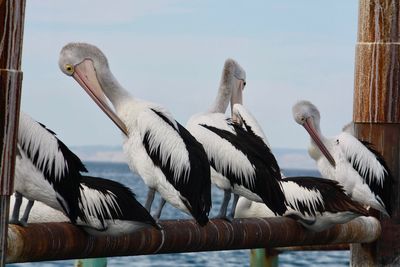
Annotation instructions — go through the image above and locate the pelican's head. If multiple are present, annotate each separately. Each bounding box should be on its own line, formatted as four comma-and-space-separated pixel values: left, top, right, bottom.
292, 100, 336, 167
59, 43, 108, 76
222, 59, 246, 122
59, 42, 128, 136
292, 100, 321, 127
58, 43, 127, 135
223, 58, 246, 90
228, 59, 246, 85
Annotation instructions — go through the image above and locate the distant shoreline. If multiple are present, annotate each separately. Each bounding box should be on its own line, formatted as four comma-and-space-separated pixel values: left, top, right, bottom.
72, 145, 318, 170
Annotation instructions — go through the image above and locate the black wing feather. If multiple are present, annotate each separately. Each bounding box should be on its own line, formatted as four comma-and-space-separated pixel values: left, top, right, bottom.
142, 109, 211, 225
200, 123, 287, 215
79, 176, 159, 228
284, 176, 368, 216
350, 140, 393, 216
19, 121, 87, 223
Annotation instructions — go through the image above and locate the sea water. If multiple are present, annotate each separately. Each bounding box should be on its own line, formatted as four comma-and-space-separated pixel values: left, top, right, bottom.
8, 162, 349, 267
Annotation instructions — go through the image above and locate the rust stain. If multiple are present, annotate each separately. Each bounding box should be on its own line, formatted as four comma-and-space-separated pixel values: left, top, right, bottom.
6, 217, 380, 263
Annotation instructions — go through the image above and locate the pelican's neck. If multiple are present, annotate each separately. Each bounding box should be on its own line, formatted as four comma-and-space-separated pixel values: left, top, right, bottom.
208, 69, 235, 114
96, 65, 132, 110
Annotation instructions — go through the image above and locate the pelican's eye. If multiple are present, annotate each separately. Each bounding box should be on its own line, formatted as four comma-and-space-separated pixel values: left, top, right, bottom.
243, 81, 247, 86
64, 64, 74, 75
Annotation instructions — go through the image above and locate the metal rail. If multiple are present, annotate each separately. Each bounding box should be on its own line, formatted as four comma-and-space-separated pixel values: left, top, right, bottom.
7, 217, 380, 263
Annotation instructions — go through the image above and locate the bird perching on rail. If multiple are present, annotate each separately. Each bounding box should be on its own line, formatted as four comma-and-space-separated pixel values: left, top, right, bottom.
232, 104, 369, 232
11, 112, 159, 236
58, 42, 212, 226
292, 100, 393, 216
186, 59, 286, 220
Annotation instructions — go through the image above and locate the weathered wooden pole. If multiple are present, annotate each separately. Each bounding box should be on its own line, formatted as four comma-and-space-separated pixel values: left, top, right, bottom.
352, 0, 400, 265
250, 248, 278, 267
0, 0, 26, 266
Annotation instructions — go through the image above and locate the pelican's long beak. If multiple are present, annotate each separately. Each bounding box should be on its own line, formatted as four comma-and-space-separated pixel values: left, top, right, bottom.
72, 59, 128, 136
231, 80, 245, 123
303, 117, 336, 167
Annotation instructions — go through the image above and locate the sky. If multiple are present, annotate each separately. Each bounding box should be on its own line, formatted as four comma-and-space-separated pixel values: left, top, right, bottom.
20, 1, 359, 150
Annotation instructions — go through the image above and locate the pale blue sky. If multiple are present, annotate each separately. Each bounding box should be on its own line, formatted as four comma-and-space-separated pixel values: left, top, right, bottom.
21, 1, 358, 149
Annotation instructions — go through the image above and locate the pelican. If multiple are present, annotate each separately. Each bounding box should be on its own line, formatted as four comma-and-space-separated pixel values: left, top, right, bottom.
235, 177, 368, 232
59, 42, 211, 225
12, 112, 159, 235
292, 100, 392, 216
186, 59, 286, 220
232, 104, 368, 231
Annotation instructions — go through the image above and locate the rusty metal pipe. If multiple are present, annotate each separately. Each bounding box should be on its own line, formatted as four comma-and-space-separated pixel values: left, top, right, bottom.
278, 244, 349, 251
6, 217, 380, 263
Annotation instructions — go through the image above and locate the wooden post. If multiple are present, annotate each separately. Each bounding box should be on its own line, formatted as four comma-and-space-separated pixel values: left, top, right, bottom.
352, 0, 400, 265
250, 248, 279, 267
0, 0, 26, 266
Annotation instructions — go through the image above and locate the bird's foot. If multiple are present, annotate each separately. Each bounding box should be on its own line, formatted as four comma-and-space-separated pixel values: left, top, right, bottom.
152, 214, 161, 222
155, 222, 163, 230
9, 219, 28, 227
8, 218, 20, 225
214, 214, 233, 222
19, 219, 29, 227
225, 214, 234, 222
285, 213, 315, 226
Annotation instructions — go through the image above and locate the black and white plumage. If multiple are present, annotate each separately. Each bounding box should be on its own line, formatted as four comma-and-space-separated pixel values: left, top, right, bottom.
292, 100, 393, 216
58, 42, 211, 226
12, 112, 159, 235
186, 59, 286, 220
232, 104, 368, 231
78, 176, 159, 235
235, 176, 369, 232
10, 194, 69, 223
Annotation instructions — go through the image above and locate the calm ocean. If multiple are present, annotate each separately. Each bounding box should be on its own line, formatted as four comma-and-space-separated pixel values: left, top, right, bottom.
8, 162, 349, 267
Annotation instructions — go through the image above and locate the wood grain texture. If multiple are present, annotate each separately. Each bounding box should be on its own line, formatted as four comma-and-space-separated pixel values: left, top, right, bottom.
353, 0, 400, 123
0, 0, 26, 70
0, 1, 26, 266
352, 1, 400, 265
0, 70, 22, 195
0, 0, 25, 193
351, 123, 400, 266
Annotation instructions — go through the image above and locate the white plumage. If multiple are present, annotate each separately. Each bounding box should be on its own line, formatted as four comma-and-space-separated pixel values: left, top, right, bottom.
232, 104, 368, 231
10, 194, 68, 223
283, 180, 324, 213
12, 112, 159, 236
78, 185, 121, 223
231, 104, 270, 146
12, 112, 85, 225
188, 113, 257, 187
18, 113, 68, 180
126, 106, 191, 184
292, 100, 392, 216
59, 42, 211, 225
235, 195, 366, 232
187, 59, 286, 219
